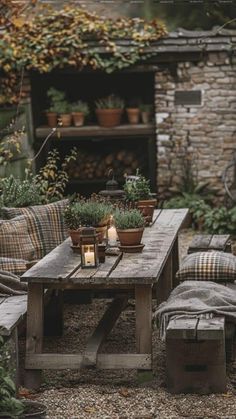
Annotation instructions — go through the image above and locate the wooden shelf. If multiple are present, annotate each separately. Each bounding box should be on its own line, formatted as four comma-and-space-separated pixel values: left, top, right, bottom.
35, 124, 155, 139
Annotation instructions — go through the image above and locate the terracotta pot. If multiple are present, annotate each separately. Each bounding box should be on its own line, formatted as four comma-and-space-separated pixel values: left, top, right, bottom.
137, 205, 155, 224
141, 111, 152, 124
46, 112, 57, 128
126, 108, 140, 124
116, 227, 144, 246
72, 112, 85, 127
137, 199, 157, 207
69, 229, 82, 246
95, 225, 107, 243
96, 109, 123, 127
59, 113, 72, 127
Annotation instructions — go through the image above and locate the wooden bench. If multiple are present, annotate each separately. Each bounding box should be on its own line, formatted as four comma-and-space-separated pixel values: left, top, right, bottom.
188, 234, 231, 254
0, 295, 28, 386
166, 316, 227, 394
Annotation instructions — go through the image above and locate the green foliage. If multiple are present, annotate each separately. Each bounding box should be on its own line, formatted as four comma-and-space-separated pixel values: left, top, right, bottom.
124, 170, 151, 202
64, 199, 112, 228
0, 174, 42, 210
47, 88, 65, 104
204, 206, 236, 235
71, 101, 89, 115
36, 148, 77, 203
114, 208, 145, 229
95, 95, 125, 110
0, 336, 24, 418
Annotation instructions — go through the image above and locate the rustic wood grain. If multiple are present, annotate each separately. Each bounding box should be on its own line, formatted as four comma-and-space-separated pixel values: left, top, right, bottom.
0, 295, 27, 336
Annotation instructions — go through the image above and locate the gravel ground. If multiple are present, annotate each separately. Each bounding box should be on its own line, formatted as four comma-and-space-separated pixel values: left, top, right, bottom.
19, 229, 236, 419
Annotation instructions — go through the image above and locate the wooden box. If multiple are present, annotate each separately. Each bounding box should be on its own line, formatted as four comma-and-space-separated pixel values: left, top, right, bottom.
166, 316, 226, 394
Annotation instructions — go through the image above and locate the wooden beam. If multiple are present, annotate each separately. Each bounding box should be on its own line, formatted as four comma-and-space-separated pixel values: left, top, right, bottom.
83, 295, 128, 367
135, 285, 152, 357
26, 353, 151, 370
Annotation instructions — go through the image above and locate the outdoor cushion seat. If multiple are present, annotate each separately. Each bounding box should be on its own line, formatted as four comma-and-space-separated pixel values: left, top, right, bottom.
0, 257, 28, 275
176, 251, 236, 283
1, 199, 69, 259
0, 216, 35, 261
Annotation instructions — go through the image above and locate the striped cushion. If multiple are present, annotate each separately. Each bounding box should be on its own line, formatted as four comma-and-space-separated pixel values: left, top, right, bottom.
0, 216, 35, 260
2, 200, 69, 259
176, 251, 236, 283
0, 257, 28, 275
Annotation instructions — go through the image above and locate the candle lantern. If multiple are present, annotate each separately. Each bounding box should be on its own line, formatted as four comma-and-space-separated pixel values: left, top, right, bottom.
98, 171, 125, 203
80, 227, 99, 269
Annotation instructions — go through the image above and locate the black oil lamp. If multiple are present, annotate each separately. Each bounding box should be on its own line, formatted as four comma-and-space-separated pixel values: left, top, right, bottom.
98, 170, 125, 203
80, 227, 99, 269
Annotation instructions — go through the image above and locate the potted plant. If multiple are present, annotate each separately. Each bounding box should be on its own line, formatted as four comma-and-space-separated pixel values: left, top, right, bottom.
0, 336, 46, 418
71, 100, 89, 127
95, 94, 124, 128
46, 87, 66, 127
126, 98, 140, 125
123, 170, 157, 223
114, 208, 145, 248
64, 199, 112, 243
57, 101, 72, 127
140, 104, 153, 124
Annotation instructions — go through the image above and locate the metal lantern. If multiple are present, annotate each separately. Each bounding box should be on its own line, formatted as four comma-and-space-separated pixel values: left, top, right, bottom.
80, 227, 99, 269
98, 171, 125, 203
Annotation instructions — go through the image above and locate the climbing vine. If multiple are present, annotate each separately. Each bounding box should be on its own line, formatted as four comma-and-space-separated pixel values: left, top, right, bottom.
0, 4, 167, 104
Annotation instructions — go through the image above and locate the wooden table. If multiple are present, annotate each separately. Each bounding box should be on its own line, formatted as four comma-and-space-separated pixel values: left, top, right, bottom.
22, 208, 189, 389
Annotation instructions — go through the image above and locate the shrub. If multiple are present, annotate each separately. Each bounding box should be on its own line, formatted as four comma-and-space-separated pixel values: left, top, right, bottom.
0, 174, 42, 210
114, 209, 145, 230
64, 200, 112, 228
204, 206, 236, 235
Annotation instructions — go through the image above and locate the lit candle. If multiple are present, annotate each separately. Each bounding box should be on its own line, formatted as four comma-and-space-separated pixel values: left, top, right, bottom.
108, 225, 117, 245
84, 250, 95, 266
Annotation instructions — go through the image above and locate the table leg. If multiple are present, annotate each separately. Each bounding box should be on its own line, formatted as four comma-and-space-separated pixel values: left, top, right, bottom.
135, 285, 152, 358
172, 238, 179, 288
25, 283, 43, 390
156, 252, 173, 306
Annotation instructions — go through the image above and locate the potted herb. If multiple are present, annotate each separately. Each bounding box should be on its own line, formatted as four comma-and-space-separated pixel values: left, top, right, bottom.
140, 104, 153, 124
71, 100, 89, 127
114, 208, 145, 247
0, 336, 46, 418
123, 170, 156, 223
46, 87, 66, 127
57, 101, 72, 127
63, 203, 83, 245
95, 94, 124, 128
64, 200, 112, 243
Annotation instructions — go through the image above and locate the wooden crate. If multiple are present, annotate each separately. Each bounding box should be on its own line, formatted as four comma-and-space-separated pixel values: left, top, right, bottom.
166, 316, 226, 394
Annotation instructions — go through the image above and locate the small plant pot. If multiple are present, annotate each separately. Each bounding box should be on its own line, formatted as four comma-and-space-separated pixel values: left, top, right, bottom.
116, 227, 144, 246
137, 205, 155, 225
69, 229, 82, 246
141, 111, 152, 124
72, 112, 85, 127
96, 109, 123, 128
137, 199, 157, 207
46, 112, 57, 128
59, 113, 72, 127
126, 108, 140, 124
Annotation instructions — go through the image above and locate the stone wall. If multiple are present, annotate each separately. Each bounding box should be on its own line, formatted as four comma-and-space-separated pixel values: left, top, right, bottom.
155, 52, 236, 200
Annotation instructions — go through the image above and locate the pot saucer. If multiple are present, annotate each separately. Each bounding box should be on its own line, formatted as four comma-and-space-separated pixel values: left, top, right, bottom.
118, 243, 145, 253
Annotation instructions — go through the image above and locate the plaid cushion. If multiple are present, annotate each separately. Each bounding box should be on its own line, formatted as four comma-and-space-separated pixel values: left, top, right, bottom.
176, 251, 236, 283
0, 216, 35, 260
2, 200, 69, 259
0, 257, 28, 275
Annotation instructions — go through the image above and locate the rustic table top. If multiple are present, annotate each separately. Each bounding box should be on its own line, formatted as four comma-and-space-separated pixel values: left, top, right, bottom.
22, 209, 189, 287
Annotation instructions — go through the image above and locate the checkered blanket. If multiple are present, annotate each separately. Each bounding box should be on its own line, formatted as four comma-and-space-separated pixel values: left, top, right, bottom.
155, 280, 236, 340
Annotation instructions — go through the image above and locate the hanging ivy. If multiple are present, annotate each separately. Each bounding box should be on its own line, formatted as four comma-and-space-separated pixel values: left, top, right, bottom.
0, 5, 167, 104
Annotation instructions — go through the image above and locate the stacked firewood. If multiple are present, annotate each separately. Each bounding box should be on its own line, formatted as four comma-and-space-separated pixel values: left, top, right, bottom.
68, 149, 143, 180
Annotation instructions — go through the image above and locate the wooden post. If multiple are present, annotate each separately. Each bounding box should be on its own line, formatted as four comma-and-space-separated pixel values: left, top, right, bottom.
25, 283, 43, 390
135, 285, 152, 356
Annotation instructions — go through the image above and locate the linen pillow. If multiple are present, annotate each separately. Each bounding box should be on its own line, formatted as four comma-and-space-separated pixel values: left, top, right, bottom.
0, 216, 35, 261
0, 257, 28, 275
176, 251, 236, 283
2, 200, 69, 259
